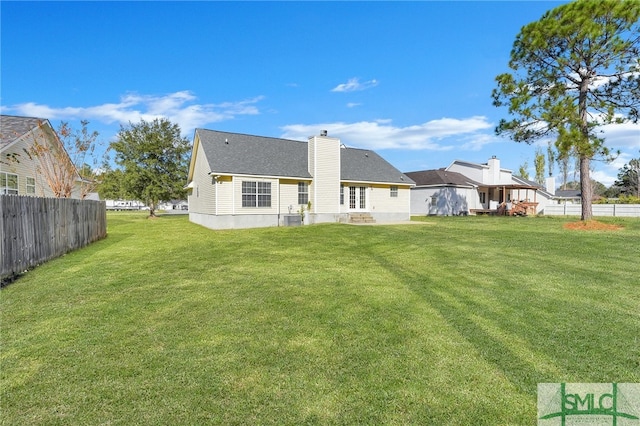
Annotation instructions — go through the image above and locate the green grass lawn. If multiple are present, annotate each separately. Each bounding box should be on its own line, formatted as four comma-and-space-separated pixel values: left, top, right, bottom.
2, 213, 639, 424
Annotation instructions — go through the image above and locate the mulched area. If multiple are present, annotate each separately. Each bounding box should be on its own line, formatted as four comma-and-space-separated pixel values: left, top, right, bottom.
563, 220, 623, 231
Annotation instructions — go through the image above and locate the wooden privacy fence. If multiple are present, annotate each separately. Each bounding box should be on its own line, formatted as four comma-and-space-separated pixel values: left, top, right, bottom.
1, 195, 107, 281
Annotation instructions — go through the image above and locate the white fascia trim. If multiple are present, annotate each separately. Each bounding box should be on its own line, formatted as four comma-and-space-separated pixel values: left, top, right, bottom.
414, 183, 476, 189
341, 179, 415, 187
208, 171, 312, 181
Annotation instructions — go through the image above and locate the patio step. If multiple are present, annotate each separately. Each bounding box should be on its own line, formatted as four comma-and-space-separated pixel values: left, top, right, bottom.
349, 213, 376, 224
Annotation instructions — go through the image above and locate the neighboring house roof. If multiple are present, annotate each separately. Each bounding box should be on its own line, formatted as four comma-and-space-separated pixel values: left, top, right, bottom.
555, 189, 581, 198
195, 129, 414, 185
509, 176, 554, 199
405, 166, 554, 199
511, 175, 551, 193
0, 115, 46, 151
447, 158, 513, 173
513, 175, 542, 188
404, 169, 475, 187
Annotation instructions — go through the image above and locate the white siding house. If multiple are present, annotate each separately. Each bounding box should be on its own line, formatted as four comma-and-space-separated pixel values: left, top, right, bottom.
1, 115, 82, 198
407, 157, 555, 216
186, 129, 414, 229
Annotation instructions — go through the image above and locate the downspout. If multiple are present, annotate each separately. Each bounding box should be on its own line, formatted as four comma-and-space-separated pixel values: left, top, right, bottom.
208, 172, 219, 215
313, 142, 318, 214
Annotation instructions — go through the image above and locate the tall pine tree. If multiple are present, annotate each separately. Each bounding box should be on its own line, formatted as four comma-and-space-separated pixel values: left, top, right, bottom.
492, 0, 640, 220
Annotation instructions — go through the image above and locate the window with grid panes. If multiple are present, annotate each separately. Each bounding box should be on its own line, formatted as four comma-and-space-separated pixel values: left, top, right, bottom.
298, 182, 308, 205
242, 181, 271, 207
242, 181, 256, 207
257, 181, 271, 207
1, 172, 18, 195
26, 177, 36, 194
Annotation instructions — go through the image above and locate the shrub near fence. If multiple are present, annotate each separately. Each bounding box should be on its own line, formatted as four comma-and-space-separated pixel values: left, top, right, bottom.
1, 195, 107, 282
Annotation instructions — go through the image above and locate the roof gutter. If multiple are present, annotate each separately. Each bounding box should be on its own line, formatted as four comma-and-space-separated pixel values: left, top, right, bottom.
341, 179, 415, 187
207, 171, 312, 181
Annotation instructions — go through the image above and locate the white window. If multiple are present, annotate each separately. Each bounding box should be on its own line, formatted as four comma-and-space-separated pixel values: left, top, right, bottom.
26, 176, 36, 195
390, 186, 398, 198
298, 182, 308, 205
349, 186, 367, 209
1, 172, 18, 195
340, 185, 344, 205
257, 182, 271, 207
242, 181, 271, 207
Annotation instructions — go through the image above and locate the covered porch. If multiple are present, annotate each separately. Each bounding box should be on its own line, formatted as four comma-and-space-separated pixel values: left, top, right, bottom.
470, 183, 540, 216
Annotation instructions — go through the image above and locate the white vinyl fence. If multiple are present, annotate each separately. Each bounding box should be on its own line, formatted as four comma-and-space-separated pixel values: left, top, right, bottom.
543, 204, 640, 217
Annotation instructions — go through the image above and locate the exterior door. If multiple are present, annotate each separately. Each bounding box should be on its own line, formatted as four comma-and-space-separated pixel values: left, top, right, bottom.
349, 186, 367, 211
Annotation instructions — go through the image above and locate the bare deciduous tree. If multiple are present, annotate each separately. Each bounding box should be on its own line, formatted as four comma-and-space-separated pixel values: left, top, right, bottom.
28, 120, 100, 198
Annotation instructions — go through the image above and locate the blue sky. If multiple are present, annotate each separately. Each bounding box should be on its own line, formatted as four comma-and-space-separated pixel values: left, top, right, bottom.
2, 1, 639, 186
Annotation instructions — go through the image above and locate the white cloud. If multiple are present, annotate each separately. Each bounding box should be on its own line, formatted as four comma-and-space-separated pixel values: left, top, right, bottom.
597, 120, 640, 149
459, 133, 497, 151
346, 102, 362, 108
594, 150, 639, 187
4, 91, 264, 136
331, 78, 379, 93
280, 116, 494, 151
592, 169, 616, 187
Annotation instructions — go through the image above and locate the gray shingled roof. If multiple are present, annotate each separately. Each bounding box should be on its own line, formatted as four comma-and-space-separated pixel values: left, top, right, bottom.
196, 129, 312, 178
512, 175, 544, 188
341, 148, 413, 184
404, 169, 475, 187
555, 189, 581, 198
0, 115, 45, 150
512, 175, 553, 196
195, 129, 414, 184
